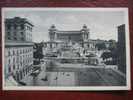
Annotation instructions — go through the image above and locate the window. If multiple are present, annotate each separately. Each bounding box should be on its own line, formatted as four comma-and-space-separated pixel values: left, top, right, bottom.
7, 32, 11, 40
14, 37, 17, 40
13, 58, 15, 63
20, 56, 21, 61
30, 27, 32, 31
21, 25, 24, 30
14, 24, 17, 29
21, 37, 24, 41
13, 50, 15, 55
14, 32, 17, 36
21, 32, 23, 35
7, 32, 10, 35
8, 51, 10, 56
87, 44, 90, 48
8, 59, 10, 64
13, 65, 15, 70
17, 50, 19, 55
7, 25, 11, 30
20, 50, 22, 54
20, 62, 22, 66
8, 66, 11, 72
17, 65, 19, 69
8, 37, 11, 40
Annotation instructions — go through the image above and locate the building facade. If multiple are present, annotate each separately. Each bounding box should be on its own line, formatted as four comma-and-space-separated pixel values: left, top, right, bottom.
5, 42, 33, 81
5, 17, 33, 42
117, 24, 126, 73
4, 17, 34, 84
49, 24, 90, 43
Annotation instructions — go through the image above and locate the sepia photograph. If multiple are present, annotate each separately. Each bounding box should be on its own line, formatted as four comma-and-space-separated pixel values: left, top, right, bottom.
2, 8, 131, 90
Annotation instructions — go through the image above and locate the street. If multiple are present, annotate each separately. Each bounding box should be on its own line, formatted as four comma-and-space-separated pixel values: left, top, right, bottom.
49, 72, 75, 86
21, 64, 126, 86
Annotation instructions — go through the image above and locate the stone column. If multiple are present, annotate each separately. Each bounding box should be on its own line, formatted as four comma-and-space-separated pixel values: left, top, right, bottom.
54, 32, 57, 40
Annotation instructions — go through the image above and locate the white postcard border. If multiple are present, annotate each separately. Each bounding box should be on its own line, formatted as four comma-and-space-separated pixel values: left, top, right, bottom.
2, 7, 131, 91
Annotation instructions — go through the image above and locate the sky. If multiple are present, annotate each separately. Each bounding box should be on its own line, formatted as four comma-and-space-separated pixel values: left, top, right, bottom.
3, 8, 126, 42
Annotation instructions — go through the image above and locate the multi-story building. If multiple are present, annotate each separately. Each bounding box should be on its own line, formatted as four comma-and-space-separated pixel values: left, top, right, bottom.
117, 24, 126, 74
5, 17, 33, 42
4, 17, 34, 85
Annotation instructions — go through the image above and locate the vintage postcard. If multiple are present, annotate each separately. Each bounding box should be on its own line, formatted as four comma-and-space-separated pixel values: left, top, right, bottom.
2, 8, 131, 90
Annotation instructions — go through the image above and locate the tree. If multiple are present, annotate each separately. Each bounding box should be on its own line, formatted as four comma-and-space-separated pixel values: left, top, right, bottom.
33, 43, 44, 64
108, 39, 117, 51
95, 42, 106, 50
101, 52, 112, 60
34, 50, 43, 60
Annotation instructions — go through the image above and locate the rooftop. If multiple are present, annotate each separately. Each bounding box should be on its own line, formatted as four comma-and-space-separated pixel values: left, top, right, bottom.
5, 17, 34, 26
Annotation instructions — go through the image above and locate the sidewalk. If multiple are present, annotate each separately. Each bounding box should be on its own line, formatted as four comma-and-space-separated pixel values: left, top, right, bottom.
21, 70, 49, 86
21, 74, 34, 86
